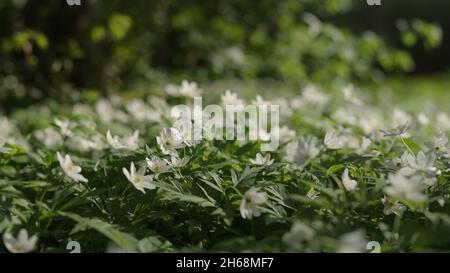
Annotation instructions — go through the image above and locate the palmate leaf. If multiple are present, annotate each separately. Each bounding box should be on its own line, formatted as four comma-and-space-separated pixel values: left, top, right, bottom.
199, 178, 223, 193
197, 171, 224, 193
239, 166, 264, 183
59, 212, 139, 252
156, 183, 217, 208
161, 190, 217, 208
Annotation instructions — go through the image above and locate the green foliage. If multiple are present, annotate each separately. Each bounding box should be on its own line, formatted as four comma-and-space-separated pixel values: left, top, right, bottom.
0, 80, 449, 252
0, 0, 442, 103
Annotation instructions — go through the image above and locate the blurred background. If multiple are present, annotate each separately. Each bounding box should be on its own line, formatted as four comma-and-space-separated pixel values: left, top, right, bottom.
0, 0, 448, 108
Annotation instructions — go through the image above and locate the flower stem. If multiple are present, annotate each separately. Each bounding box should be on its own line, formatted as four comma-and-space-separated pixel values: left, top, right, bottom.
400, 137, 415, 157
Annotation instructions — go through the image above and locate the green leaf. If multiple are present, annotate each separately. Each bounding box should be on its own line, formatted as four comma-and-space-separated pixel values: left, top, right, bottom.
59, 212, 138, 251
326, 164, 345, 176
158, 185, 217, 208
108, 13, 133, 41
231, 169, 239, 186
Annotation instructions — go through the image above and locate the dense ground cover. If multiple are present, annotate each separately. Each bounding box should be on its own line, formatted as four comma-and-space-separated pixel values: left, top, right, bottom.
1, 78, 449, 252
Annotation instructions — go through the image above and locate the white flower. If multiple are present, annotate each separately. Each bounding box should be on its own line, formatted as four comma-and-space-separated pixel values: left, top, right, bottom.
392, 151, 415, 168
125, 100, 148, 122
278, 126, 296, 143
306, 187, 320, 200
239, 187, 267, 220
106, 130, 139, 151
165, 84, 179, 97
324, 130, 367, 152
399, 151, 437, 186
257, 128, 271, 142
381, 196, 406, 216
96, 99, 115, 123
251, 95, 270, 106
123, 162, 155, 193
436, 112, 450, 131
147, 95, 170, 114
68, 136, 89, 152
282, 220, 316, 249
56, 152, 88, 183
96, 97, 129, 123
34, 128, 63, 150
172, 120, 201, 147
73, 103, 93, 116
167, 156, 190, 168
288, 136, 321, 168
0, 116, 15, 138
156, 128, 184, 155
301, 85, 329, 107
303, 13, 322, 36
221, 90, 244, 106
357, 137, 372, 154
324, 130, 346, 150
166, 80, 201, 98
290, 96, 306, 110
336, 230, 367, 253
2, 229, 38, 253
407, 151, 436, 172
179, 80, 201, 97
431, 133, 448, 153
106, 94, 122, 106
250, 153, 274, 166
125, 99, 149, 122
146, 156, 170, 174
342, 168, 358, 192
69, 134, 106, 152
86, 134, 106, 151
384, 173, 426, 202
342, 84, 363, 106
105, 242, 136, 253
358, 110, 383, 134
417, 113, 430, 126
332, 108, 358, 125
392, 108, 412, 128
0, 139, 11, 154
324, 129, 371, 154
115, 110, 130, 123
283, 141, 298, 162
79, 119, 97, 130
54, 118, 77, 137
125, 99, 161, 123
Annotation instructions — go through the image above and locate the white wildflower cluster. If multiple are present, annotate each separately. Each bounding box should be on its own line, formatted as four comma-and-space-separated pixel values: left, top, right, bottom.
122, 119, 195, 192
324, 129, 371, 154
1, 80, 449, 253
107, 130, 140, 151
165, 80, 202, 98
284, 135, 321, 169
